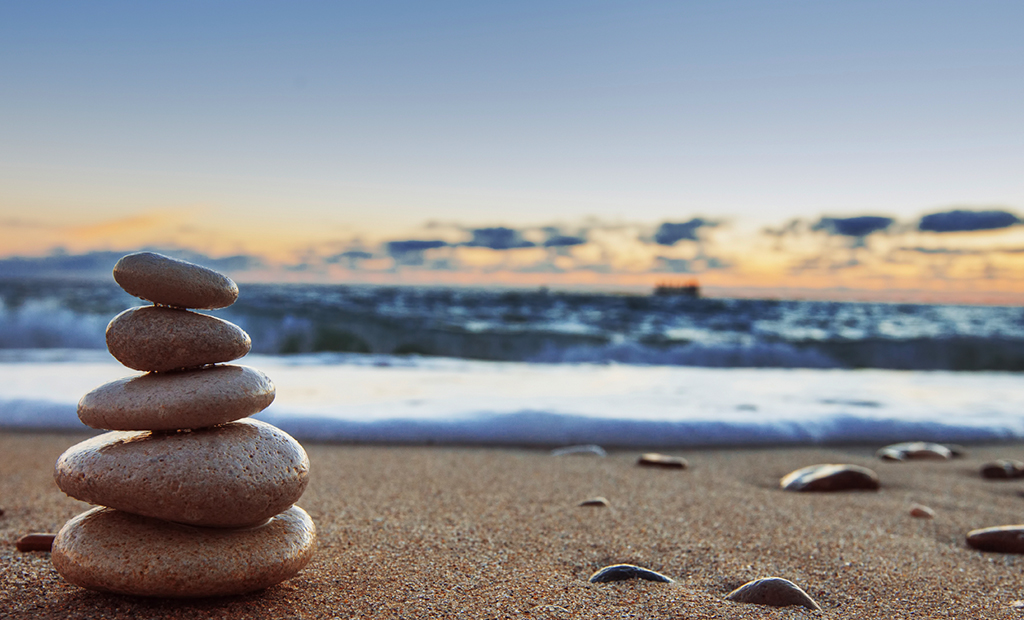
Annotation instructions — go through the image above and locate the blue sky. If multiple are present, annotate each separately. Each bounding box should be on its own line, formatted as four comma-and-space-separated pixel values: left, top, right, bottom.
1, 2, 1023, 300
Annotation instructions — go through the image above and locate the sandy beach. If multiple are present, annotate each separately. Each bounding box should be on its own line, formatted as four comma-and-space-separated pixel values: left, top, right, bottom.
3, 432, 1024, 618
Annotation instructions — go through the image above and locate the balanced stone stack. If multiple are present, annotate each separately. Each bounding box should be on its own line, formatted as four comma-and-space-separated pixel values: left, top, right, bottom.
51, 252, 316, 598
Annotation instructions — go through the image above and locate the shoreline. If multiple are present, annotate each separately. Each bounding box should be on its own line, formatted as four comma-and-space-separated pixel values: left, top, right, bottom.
3, 432, 1024, 618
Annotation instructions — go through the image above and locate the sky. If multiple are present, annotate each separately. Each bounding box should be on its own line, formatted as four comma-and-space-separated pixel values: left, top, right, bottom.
1, 1, 1023, 302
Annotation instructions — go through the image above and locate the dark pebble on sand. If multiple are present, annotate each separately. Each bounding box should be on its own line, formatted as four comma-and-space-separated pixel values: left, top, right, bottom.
578, 497, 610, 507
726, 577, 821, 610
780, 464, 879, 492
16, 533, 55, 552
966, 525, 1024, 554
980, 459, 1024, 479
637, 453, 688, 469
876, 441, 952, 461
588, 564, 673, 583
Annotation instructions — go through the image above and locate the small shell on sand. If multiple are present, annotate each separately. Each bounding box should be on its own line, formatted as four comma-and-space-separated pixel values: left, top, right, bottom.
637, 453, 688, 469
578, 497, 610, 507
726, 577, 821, 610
588, 564, 673, 583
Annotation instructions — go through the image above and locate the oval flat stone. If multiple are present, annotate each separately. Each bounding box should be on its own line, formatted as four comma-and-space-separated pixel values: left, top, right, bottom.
54, 419, 308, 527
113, 251, 239, 310
637, 453, 688, 469
980, 459, 1024, 479
966, 525, 1024, 553
726, 577, 820, 610
875, 441, 952, 461
106, 306, 251, 372
780, 464, 880, 492
52, 505, 315, 597
588, 564, 673, 583
78, 365, 275, 431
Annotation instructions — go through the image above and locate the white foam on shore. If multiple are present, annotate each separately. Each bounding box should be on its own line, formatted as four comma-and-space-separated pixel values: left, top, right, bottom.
2, 350, 1023, 446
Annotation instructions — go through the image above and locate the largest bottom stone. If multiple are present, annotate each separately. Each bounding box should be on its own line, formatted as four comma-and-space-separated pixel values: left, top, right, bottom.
52, 505, 316, 597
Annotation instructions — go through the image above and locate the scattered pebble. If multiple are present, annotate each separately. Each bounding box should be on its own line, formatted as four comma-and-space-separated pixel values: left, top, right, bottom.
780, 463, 879, 492
550, 444, 607, 457
726, 577, 821, 611
588, 564, 673, 583
980, 459, 1024, 479
966, 525, 1024, 554
910, 504, 936, 519
875, 441, 952, 461
637, 453, 688, 469
16, 533, 55, 552
578, 497, 610, 507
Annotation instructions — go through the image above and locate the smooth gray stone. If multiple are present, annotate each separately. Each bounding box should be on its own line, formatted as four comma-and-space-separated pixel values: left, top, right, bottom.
114, 251, 239, 310
106, 306, 251, 372
78, 364, 275, 431
54, 419, 309, 528
726, 577, 821, 610
52, 505, 315, 598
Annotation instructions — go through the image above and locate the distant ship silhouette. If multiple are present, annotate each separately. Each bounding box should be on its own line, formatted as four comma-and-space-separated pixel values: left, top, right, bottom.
653, 279, 700, 298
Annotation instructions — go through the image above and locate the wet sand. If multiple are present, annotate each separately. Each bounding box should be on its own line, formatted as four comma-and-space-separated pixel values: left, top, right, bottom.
3, 432, 1024, 618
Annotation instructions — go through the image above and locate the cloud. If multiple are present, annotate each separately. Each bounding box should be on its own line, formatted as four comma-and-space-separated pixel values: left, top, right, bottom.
918, 209, 1021, 233
0, 248, 261, 278
464, 227, 535, 250
325, 250, 374, 264
813, 216, 894, 237
385, 240, 448, 265
543, 235, 586, 247
653, 219, 715, 246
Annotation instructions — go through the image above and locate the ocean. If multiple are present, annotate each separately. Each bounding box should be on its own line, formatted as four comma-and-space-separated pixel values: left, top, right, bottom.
2, 279, 1023, 447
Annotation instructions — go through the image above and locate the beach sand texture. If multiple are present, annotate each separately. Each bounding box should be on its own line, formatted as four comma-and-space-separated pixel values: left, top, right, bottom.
3, 432, 1024, 618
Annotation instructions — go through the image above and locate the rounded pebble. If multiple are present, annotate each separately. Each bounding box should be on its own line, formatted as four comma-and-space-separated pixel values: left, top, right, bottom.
588, 564, 673, 583
637, 453, 688, 469
106, 306, 251, 372
16, 533, 55, 552
113, 251, 239, 310
966, 525, 1024, 554
54, 419, 309, 528
78, 365, 275, 431
980, 459, 1024, 479
726, 577, 821, 610
52, 505, 315, 598
910, 504, 936, 519
578, 497, 610, 507
876, 441, 952, 461
780, 463, 880, 492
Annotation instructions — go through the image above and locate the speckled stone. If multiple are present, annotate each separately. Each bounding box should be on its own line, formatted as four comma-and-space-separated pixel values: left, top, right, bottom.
966, 525, 1024, 553
876, 441, 952, 461
113, 251, 239, 310
726, 577, 820, 610
106, 306, 251, 372
780, 463, 880, 492
588, 564, 673, 583
52, 505, 315, 598
78, 365, 275, 431
637, 453, 688, 469
54, 419, 308, 528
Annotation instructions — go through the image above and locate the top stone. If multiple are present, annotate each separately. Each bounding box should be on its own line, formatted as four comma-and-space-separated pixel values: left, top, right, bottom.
113, 252, 239, 309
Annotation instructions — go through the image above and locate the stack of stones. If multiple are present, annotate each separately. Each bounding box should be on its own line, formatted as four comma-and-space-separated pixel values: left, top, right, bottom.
50, 252, 316, 598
